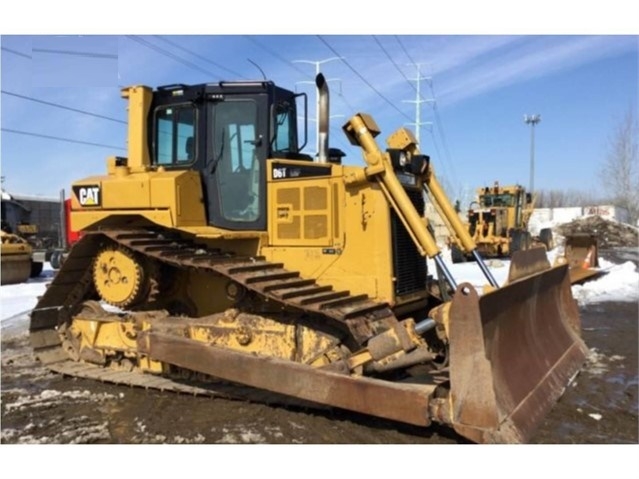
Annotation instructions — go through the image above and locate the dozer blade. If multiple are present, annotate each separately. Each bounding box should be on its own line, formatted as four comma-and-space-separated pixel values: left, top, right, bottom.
138, 331, 438, 427
447, 247, 587, 443
569, 266, 607, 285
562, 233, 607, 285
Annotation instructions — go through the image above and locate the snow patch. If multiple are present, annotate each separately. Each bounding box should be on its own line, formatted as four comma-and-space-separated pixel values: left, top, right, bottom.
572, 261, 639, 305
585, 348, 617, 376
215, 426, 268, 444
173, 433, 206, 444
1, 418, 111, 444
609, 355, 625, 362
4, 389, 117, 412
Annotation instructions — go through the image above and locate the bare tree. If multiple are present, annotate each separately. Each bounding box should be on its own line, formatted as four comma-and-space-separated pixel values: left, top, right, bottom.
535, 188, 605, 208
600, 106, 639, 225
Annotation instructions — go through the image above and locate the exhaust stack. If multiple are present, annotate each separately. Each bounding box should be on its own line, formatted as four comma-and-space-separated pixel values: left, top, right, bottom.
315, 73, 329, 163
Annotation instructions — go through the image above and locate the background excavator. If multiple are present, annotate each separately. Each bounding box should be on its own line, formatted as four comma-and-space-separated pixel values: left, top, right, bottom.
29, 74, 587, 443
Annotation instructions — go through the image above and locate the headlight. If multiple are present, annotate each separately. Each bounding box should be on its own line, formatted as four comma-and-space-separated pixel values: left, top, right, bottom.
387, 148, 411, 170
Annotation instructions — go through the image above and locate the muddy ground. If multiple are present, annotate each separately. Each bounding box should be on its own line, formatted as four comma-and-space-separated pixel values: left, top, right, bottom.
1, 248, 637, 448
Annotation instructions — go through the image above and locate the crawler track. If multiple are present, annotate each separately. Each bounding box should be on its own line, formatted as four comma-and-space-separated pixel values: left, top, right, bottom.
29, 227, 401, 396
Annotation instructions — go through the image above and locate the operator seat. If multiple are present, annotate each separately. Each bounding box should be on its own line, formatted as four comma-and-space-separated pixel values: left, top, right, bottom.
185, 136, 194, 161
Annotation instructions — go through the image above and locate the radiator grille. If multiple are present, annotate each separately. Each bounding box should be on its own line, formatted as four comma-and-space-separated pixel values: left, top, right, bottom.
391, 187, 427, 296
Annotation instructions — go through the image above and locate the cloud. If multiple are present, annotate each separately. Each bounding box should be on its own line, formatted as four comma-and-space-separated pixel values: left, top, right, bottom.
436, 36, 636, 106
308, 35, 636, 114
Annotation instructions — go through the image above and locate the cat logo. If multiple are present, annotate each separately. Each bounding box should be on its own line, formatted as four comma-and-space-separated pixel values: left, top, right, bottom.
73, 185, 101, 207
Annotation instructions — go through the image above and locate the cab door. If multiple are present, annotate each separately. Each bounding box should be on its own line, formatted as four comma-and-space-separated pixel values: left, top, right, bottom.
205, 96, 267, 231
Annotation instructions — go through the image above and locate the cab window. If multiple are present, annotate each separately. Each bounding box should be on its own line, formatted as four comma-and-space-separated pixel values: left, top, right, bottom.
273, 102, 296, 153
155, 105, 196, 165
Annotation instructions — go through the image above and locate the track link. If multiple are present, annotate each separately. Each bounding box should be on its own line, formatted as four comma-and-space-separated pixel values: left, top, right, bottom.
29, 227, 401, 395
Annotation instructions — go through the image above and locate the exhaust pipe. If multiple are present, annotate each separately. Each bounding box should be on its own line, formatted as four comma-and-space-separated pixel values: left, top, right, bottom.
315, 73, 329, 163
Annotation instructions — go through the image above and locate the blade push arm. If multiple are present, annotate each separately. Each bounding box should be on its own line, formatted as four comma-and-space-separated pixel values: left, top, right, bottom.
386, 127, 500, 288
343, 113, 458, 291
343, 113, 499, 289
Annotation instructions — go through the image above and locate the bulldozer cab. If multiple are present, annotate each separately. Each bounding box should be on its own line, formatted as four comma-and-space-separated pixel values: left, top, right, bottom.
149, 82, 308, 231
479, 190, 516, 208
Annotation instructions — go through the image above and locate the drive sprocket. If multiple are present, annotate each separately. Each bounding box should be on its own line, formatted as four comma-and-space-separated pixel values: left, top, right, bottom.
93, 246, 149, 308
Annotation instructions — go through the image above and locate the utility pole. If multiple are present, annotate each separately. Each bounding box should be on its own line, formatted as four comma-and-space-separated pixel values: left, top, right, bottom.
524, 114, 541, 193
403, 63, 434, 145
293, 57, 343, 156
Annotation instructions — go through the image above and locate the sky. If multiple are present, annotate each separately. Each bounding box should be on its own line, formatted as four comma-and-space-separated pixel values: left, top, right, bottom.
1, 29, 637, 208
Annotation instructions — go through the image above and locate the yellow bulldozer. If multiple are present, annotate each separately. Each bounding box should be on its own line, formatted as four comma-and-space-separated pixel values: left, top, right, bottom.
29, 74, 587, 443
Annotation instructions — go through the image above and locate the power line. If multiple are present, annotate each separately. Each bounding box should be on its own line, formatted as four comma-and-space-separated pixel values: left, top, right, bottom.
373, 37, 437, 146
317, 36, 412, 122
401, 62, 454, 184
428, 82, 458, 184
153, 36, 246, 79
334, 87, 358, 117
328, 125, 353, 153
243, 38, 358, 145
395, 36, 458, 186
395, 36, 415, 68
427, 125, 444, 162
242, 37, 357, 123
425, 125, 456, 196
372, 36, 414, 89
2, 90, 126, 124
426, 126, 455, 193
373, 48, 448, 184
1, 47, 31, 59
243, 36, 311, 78
126, 35, 218, 79
32, 48, 117, 60
2, 128, 125, 150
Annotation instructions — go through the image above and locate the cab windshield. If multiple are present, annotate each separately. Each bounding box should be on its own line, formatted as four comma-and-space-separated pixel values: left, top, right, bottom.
481, 193, 515, 207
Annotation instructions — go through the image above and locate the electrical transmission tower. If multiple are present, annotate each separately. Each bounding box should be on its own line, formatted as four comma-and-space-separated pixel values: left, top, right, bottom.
403, 63, 434, 145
